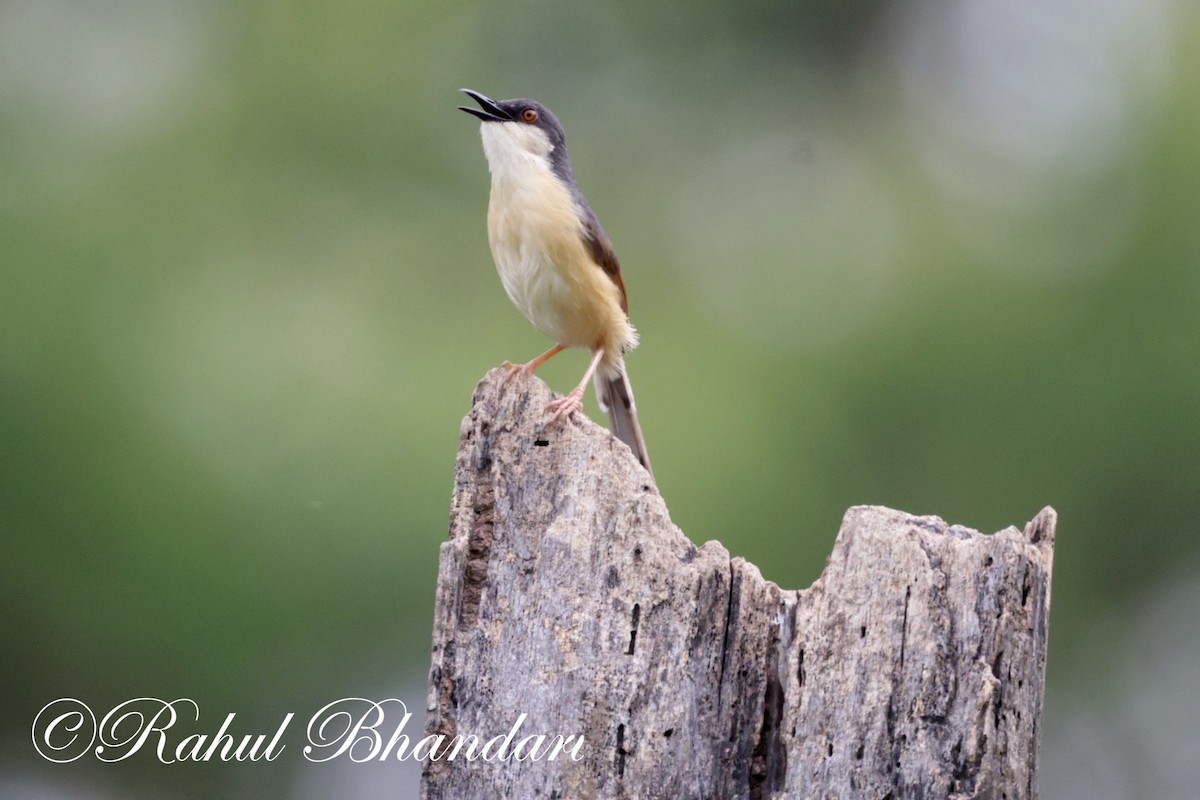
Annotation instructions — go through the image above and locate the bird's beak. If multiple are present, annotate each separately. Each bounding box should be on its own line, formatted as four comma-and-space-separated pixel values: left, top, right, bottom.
458, 88, 511, 123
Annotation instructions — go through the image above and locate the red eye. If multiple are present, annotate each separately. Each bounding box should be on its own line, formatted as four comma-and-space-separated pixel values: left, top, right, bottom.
521, 108, 538, 123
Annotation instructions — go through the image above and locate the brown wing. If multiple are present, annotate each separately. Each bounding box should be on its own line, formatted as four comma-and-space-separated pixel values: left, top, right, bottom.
580, 212, 628, 314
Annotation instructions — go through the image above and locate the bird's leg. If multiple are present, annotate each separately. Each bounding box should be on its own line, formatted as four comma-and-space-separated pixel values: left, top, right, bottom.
546, 348, 605, 423
503, 343, 566, 383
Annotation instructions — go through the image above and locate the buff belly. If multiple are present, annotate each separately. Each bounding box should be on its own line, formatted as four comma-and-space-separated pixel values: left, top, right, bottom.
487, 179, 634, 376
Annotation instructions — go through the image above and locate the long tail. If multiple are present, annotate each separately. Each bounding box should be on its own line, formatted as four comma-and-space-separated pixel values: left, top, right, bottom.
594, 365, 654, 482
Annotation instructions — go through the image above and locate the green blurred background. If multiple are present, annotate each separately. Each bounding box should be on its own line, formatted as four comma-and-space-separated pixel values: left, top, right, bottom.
2, 0, 1198, 797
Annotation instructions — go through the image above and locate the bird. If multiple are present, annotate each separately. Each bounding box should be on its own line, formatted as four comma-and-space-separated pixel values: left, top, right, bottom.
458, 88, 653, 480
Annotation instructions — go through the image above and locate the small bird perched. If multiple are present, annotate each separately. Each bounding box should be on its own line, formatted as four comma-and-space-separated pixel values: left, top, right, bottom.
458, 88, 653, 479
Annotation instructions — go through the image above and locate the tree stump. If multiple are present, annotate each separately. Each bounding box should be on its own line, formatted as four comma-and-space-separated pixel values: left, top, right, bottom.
422, 369, 1056, 800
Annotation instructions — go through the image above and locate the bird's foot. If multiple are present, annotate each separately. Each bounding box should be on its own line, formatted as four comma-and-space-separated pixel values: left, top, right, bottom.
501, 344, 567, 384
545, 387, 585, 424
501, 360, 535, 384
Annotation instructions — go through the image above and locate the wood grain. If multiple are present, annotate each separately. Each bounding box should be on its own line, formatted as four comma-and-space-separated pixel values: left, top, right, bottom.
422, 369, 1055, 799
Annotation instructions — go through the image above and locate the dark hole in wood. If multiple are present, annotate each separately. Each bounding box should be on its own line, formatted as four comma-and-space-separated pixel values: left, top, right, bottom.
627, 603, 641, 655
616, 723, 627, 778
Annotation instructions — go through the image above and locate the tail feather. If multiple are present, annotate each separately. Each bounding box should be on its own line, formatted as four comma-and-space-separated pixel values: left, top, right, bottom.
594, 366, 654, 482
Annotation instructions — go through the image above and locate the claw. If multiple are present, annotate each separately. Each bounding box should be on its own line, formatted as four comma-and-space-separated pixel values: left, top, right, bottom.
545, 388, 585, 424
502, 360, 533, 384
501, 344, 567, 384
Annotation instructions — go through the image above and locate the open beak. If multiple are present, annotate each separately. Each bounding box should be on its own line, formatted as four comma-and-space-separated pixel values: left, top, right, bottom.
458, 88, 512, 122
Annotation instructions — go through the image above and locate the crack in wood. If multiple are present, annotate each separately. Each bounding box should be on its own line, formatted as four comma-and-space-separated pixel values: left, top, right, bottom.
715, 560, 737, 715
749, 621, 787, 798
626, 603, 641, 655
616, 723, 627, 779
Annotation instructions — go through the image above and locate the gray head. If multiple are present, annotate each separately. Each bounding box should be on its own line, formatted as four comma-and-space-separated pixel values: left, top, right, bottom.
458, 89, 576, 181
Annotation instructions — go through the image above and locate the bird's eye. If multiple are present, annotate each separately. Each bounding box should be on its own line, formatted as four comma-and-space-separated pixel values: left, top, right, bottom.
521, 108, 538, 123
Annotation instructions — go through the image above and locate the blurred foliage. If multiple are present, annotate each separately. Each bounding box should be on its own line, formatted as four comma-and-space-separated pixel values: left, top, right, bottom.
1, 0, 1198, 797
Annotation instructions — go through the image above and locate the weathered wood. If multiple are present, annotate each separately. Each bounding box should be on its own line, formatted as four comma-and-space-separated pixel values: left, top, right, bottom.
422, 369, 1055, 800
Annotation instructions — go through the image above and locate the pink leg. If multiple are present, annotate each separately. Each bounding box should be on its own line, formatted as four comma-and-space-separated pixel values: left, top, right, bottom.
545, 349, 605, 423
503, 344, 566, 383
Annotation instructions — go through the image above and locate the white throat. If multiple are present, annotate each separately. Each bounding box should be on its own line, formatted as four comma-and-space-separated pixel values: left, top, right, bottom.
479, 122, 555, 184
